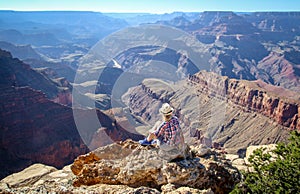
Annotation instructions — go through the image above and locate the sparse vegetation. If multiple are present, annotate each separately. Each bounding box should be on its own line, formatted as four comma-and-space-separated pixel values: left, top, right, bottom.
231, 131, 300, 194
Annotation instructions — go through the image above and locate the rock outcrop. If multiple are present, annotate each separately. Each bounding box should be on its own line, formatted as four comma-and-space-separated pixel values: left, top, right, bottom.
1, 141, 280, 194
0, 164, 57, 189
70, 140, 240, 194
0, 160, 164, 193
112, 46, 199, 77
0, 140, 241, 193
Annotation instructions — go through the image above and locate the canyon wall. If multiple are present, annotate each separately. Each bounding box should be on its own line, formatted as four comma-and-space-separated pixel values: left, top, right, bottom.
0, 86, 143, 179
0, 86, 88, 179
188, 71, 300, 130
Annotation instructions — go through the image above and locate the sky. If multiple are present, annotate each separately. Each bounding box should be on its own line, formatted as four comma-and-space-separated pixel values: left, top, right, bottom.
0, 0, 300, 13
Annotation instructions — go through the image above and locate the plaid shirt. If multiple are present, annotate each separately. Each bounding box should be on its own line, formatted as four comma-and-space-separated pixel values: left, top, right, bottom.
154, 116, 182, 145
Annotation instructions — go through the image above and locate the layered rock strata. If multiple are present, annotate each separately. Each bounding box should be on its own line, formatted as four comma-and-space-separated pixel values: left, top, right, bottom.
188, 71, 300, 130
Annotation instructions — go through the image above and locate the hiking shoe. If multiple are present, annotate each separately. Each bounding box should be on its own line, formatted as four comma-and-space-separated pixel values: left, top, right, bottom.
139, 138, 152, 146
151, 139, 159, 145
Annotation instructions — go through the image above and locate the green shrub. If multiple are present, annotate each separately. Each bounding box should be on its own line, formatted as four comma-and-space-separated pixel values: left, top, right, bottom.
231, 131, 300, 194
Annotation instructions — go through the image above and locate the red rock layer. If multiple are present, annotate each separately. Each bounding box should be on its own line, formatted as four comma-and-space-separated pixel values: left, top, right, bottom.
188, 71, 300, 130
0, 86, 88, 179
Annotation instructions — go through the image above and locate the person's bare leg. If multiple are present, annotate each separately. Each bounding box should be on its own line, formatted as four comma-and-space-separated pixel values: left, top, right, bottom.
147, 132, 156, 141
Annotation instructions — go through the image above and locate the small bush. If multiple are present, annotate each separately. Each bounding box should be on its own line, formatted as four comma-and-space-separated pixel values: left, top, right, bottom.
231, 131, 300, 194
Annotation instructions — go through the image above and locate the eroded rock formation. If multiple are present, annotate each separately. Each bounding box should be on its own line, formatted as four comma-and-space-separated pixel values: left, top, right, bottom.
188, 71, 300, 130
70, 140, 240, 194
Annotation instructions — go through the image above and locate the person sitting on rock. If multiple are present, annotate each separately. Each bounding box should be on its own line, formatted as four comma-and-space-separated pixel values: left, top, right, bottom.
139, 103, 186, 161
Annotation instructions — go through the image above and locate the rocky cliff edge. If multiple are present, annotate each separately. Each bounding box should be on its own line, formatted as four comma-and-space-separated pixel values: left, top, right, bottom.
0, 139, 243, 194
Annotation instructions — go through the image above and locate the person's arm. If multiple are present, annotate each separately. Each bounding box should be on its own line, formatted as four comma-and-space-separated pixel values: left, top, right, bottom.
170, 119, 182, 144
147, 132, 157, 141
147, 121, 163, 141
170, 124, 176, 143
148, 122, 166, 141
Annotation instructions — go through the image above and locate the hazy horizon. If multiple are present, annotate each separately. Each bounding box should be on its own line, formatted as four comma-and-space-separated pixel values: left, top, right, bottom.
0, 10, 299, 16
0, 0, 299, 14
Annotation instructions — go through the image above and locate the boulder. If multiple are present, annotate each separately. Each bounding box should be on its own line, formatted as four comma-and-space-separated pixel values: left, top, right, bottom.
245, 144, 277, 165
161, 183, 214, 194
225, 154, 248, 171
231, 158, 248, 172
191, 144, 211, 157
225, 154, 239, 161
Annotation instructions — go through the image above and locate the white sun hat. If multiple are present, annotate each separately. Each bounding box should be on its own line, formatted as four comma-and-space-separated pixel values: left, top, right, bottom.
159, 103, 174, 115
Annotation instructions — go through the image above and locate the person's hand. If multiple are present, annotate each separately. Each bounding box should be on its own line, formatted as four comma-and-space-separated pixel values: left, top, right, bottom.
148, 132, 156, 140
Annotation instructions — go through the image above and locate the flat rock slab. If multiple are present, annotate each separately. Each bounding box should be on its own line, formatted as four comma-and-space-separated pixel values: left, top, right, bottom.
0, 163, 57, 188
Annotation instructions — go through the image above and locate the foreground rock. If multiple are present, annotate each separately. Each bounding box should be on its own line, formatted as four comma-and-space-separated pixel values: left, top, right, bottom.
0, 163, 161, 193
71, 140, 240, 193
0, 140, 242, 193
0, 164, 57, 189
